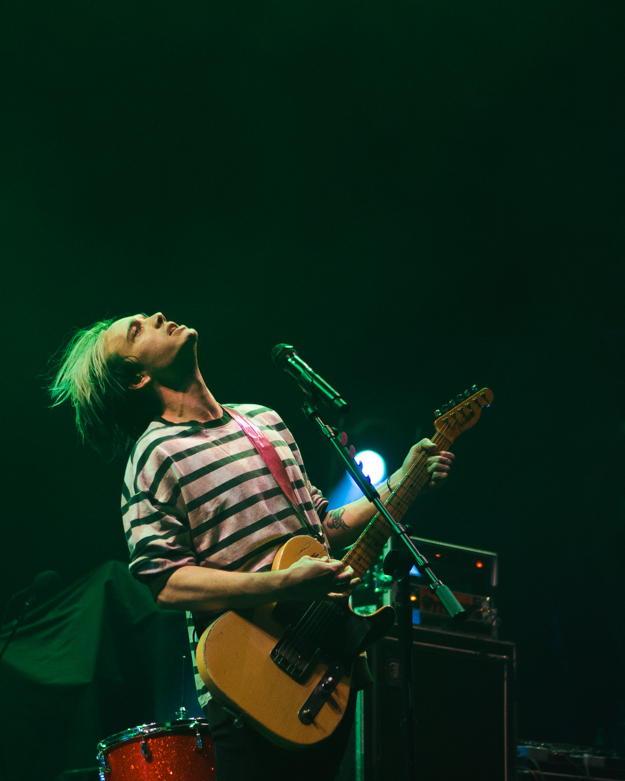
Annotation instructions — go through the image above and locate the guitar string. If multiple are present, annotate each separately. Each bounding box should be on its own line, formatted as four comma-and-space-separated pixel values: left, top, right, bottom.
277, 394, 487, 664
275, 419, 456, 663
275, 444, 438, 664
290, 399, 482, 650
275, 416, 459, 664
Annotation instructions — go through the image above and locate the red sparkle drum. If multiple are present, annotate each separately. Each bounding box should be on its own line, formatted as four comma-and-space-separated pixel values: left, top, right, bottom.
97, 719, 215, 780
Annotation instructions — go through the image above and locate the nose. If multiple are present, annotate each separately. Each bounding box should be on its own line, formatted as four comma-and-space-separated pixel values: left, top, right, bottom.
150, 313, 165, 328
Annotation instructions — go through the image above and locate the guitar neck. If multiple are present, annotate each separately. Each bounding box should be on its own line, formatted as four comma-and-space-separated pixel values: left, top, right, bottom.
342, 431, 452, 579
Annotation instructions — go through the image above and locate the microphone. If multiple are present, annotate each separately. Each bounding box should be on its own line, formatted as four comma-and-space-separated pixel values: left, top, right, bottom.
0, 571, 62, 660
10, 570, 61, 607
271, 344, 349, 414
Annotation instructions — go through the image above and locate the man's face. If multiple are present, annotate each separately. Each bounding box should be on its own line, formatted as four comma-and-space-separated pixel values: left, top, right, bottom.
105, 312, 198, 379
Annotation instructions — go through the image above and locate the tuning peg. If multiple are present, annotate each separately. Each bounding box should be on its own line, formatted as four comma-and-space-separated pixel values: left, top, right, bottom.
441, 403, 449, 413
471, 384, 477, 392
456, 394, 464, 404
434, 409, 442, 418
448, 400, 455, 409
464, 389, 471, 398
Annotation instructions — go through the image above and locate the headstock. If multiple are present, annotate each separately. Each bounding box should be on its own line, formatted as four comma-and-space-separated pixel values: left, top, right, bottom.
433, 386, 494, 441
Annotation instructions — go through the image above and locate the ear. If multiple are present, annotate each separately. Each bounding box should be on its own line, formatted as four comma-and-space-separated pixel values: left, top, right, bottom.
128, 371, 152, 391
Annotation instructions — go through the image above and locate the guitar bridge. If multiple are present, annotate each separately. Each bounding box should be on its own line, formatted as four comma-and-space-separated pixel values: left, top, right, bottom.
298, 664, 344, 725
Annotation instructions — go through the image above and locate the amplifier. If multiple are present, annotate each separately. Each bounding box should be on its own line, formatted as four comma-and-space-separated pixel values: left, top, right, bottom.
351, 537, 499, 638
408, 536, 498, 595
407, 584, 497, 637
518, 744, 625, 780
352, 625, 516, 781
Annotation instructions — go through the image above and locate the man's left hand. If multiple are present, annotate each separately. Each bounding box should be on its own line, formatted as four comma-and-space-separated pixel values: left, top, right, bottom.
401, 439, 455, 492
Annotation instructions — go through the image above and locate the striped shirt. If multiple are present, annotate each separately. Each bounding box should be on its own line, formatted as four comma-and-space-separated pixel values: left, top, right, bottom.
122, 403, 330, 707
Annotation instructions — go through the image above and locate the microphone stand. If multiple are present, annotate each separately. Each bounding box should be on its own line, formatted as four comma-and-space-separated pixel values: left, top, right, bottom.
1, 573, 61, 662
301, 399, 465, 781
0, 596, 37, 662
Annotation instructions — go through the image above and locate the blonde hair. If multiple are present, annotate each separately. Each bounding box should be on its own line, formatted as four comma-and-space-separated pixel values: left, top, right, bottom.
49, 318, 158, 457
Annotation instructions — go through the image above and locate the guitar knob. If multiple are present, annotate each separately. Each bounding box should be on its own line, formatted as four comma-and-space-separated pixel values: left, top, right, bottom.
349, 445, 356, 458
340, 432, 348, 446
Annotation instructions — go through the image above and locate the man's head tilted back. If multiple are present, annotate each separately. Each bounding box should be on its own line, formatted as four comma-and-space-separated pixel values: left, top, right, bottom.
49, 312, 198, 456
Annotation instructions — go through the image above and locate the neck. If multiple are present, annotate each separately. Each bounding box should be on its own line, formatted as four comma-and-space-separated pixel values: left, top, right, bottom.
157, 369, 222, 424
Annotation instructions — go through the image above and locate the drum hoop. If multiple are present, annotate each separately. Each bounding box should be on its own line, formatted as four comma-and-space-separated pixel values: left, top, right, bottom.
97, 718, 211, 753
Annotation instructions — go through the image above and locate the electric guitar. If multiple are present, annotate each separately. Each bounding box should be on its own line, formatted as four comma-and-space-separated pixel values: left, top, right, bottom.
196, 387, 494, 749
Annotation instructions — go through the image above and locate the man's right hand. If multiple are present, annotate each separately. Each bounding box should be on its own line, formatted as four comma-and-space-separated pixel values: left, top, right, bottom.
282, 555, 361, 600
156, 558, 361, 613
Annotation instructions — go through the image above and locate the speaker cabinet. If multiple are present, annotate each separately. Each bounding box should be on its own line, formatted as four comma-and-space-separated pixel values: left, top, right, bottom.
355, 626, 516, 781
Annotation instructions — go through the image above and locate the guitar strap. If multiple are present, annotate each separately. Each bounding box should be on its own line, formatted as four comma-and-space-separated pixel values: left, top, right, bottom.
224, 406, 324, 543
224, 406, 300, 506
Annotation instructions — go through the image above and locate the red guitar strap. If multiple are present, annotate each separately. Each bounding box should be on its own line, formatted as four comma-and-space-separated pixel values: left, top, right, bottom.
224, 406, 300, 508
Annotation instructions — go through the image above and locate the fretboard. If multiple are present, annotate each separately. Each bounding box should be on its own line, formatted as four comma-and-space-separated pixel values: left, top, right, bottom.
342, 431, 452, 579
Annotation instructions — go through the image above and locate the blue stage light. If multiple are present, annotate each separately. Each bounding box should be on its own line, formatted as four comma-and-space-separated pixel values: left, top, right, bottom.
355, 450, 387, 485
327, 450, 387, 508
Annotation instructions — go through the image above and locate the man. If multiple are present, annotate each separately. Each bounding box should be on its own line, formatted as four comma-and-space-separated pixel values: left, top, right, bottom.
50, 311, 455, 780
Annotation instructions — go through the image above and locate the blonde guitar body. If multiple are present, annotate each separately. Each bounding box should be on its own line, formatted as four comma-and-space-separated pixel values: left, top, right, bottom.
196, 387, 494, 749
196, 536, 395, 749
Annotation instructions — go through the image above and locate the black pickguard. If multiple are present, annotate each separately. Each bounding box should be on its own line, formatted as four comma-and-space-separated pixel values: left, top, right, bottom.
271, 600, 395, 682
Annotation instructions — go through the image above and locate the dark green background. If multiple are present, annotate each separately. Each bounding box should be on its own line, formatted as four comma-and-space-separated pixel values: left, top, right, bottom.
2, 0, 624, 752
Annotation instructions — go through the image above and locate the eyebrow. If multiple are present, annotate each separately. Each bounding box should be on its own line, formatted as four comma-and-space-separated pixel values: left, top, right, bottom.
126, 313, 148, 343
126, 318, 139, 343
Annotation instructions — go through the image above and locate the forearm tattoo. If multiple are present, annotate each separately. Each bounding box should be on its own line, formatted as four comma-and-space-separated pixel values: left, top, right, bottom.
325, 508, 348, 531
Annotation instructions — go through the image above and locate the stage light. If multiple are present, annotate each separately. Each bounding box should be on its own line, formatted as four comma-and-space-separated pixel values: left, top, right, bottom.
327, 449, 387, 508
354, 450, 386, 485
476, 561, 483, 568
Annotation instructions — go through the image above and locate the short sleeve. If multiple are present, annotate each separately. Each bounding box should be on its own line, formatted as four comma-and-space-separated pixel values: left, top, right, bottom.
122, 443, 198, 598
307, 482, 329, 522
